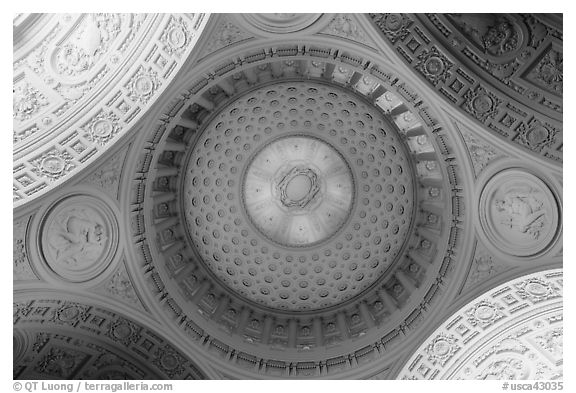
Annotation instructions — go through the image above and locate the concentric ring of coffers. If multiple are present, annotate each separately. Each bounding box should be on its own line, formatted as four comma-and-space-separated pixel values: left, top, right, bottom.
136, 52, 460, 373
183, 82, 415, 311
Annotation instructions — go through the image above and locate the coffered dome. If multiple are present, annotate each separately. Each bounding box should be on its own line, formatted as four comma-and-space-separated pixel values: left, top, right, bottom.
129, 45, 468, 376
182, 81, 416, 311
13, 13, 562, 381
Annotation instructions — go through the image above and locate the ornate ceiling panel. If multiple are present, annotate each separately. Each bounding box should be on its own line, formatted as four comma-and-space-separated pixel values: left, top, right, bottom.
13, 295, 207, 379
396, 269, 563, 380
368, 13, 563, 164
13, 13, 209, 208
13, 13, 562, 381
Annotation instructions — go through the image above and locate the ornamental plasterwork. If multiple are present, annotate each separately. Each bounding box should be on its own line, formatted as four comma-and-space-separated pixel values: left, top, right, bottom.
81, 144, 128, 199
39, 194, 119, 283
199, 15, 251, 59
53, 14, 122, 77
13, 13, 209, 207
237, 13, 325, 35
125, 66, 161, 105
397, 269, 563, 379
93, 261, 147, 311
462, 135, 502, 176
526, 48, 563, 94
13, 298, 207, 379
13, 82, 49, 122
478, 169, 559, 258
320, 14, 370, 46
463, 242, 507, 291
13, 216, 39, 281
368, 13, 563, 163
159, 15, 192, 57
82, 110, 121, 146
451, 118, 506, 177
29, 148, 76, 182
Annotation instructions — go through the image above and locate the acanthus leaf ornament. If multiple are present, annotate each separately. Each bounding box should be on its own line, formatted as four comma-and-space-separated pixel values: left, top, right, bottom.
426, 333, 461, 366
106, 318, 143, 346
369, 13, 412, 43
54, 13, 122, 77
323, 14, 367, 44
152, 346, 187, 378
462, 133, 502, 175
125, 66, 160, 104
466, 300, 506, 329
30, 148, 75, 181
13, 82, 49, 122
160, 16, 190, 56
83, 111, 120, 145
415, 46, 454, 86
463, 85, 502, 123
515, 119, 557, 153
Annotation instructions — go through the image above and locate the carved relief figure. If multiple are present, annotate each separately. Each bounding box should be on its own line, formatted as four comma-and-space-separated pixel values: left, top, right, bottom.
47, 208, 108, 266
494, 188, 545, 239
477, 357, 528, 380
448, 14, 520, 57
55, 13, 122, 77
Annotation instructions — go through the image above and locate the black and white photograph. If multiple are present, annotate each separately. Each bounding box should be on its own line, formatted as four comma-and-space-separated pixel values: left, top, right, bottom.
11, 11, 564, 386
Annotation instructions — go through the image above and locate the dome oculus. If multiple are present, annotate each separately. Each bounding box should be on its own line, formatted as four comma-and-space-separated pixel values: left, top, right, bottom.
243, 136, 354, 247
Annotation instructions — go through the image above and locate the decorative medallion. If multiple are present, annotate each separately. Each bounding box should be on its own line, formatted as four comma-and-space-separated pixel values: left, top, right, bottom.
83, 111, 120, 145
515, 119, 557, 153
126, 66, 160, 104
369, 13, 412, 43
160, 16, 190, 56
30, 148, 75, 181
463, 85, 502, 123
415, 46, 454, 86
479, 169, 559, 257
40, 194, 118, 282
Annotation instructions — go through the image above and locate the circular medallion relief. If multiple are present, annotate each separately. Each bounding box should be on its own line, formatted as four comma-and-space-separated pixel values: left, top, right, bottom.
183, 82, 415, 311
243, 136, 354, 247
239, 13, 323, 34
479, 170, 559, 257
40, 195, 118, 282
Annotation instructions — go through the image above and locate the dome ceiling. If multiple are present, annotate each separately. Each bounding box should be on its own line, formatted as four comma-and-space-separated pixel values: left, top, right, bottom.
127, 40, 467, 377
183, 81, 415, 311
13, 13, 562, 380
